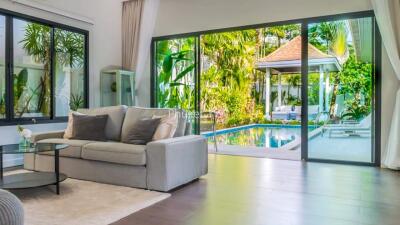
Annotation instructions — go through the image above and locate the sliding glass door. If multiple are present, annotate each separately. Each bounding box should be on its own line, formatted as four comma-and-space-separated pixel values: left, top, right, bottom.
151, 11, 380, 165
306, 16, 376, 163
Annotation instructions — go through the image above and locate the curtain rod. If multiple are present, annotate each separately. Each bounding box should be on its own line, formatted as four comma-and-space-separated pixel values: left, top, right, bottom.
10, 0, 94, 25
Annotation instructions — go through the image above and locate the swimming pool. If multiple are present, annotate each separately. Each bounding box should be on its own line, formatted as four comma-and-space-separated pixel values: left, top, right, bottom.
202, 124, 302, 148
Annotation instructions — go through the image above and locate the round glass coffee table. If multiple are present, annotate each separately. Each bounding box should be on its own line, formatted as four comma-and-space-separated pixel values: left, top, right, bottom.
0, 143, 69, 195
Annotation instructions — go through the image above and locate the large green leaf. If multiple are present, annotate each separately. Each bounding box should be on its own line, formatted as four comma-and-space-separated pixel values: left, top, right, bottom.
169, 82, 185, 87
162, 54, 173, 74
174, 64, 195, 82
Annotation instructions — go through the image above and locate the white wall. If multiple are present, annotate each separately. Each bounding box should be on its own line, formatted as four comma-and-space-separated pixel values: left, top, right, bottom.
154, 0, 372, 37
0, 0, 124, 166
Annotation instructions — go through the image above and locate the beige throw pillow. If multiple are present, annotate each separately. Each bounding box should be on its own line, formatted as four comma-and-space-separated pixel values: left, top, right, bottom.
64, 111, 85, 139
152, 113, 178, 141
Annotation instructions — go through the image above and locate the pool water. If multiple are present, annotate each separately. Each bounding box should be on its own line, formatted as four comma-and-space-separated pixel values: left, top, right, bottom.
202, 125, 301, 148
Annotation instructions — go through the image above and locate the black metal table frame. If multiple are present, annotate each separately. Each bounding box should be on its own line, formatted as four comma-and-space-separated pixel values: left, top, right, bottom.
0, 145, 62, 195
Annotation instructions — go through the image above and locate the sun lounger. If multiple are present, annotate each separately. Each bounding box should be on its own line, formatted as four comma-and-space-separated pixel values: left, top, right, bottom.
322, 114, 371, 137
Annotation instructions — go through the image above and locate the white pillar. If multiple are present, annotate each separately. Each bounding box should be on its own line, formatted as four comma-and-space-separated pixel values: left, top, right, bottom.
325, 72, 330, 112
265, 68, 271, 119
319, 65, 324, 113
278, 72, 282, 108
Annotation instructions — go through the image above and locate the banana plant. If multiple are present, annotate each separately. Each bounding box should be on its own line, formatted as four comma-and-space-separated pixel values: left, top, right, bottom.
156, 38, 196, 111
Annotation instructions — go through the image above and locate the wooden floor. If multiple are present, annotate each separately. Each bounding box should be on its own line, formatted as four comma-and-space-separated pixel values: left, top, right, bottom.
113, 155, 400, 225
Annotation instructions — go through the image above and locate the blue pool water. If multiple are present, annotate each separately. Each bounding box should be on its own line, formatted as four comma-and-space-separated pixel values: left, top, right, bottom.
202, 124, 302, 148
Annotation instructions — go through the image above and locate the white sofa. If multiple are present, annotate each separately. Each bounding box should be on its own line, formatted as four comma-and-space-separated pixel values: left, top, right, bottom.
25, 106, 208, 192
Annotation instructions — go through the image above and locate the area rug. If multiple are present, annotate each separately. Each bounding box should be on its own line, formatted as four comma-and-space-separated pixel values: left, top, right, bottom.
8, 176, 170, 225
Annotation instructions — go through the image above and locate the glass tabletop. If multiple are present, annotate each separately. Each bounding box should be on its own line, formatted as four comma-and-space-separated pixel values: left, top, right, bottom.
0, 143, 69, 154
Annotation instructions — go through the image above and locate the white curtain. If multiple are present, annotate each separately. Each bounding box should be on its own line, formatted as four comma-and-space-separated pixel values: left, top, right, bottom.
371, 0, 400, 169
122, 0, 144, 70
134, 0, 160, 106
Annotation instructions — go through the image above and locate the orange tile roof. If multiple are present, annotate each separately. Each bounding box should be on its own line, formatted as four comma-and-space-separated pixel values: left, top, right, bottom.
258, 36, 335, 63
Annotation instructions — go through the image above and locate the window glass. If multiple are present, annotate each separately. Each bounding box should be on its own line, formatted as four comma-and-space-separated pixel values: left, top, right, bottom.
13, 19, 51, 118
54, 28, 86, 116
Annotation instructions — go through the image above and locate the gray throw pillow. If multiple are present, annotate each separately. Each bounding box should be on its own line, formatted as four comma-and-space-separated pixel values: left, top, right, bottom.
70, 114, 108, 141
121, 118, 161, 145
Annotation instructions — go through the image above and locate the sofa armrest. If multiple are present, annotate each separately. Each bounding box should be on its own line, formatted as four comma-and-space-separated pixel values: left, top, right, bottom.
146, 135, 208, 192
30, 130, 65, 143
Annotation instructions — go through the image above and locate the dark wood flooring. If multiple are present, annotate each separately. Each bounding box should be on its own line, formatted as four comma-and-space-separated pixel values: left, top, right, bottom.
112, 155, 400, 225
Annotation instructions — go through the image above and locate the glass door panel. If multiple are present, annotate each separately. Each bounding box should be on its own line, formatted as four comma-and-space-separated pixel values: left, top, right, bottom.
199, 24, 302, 159
0, 16, 5, 119
307, 17, 375, 163
154, 37, 198, 133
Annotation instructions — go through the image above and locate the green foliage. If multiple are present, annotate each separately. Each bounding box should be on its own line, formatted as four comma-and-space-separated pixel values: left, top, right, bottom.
201, 30, 262, 127
14, 69, 28, 103
338, 55, 372, 120
200, 26, 303, 128
341, 99, 370, 121
0, 93, 5, 116
307, 73, 320, 105
308, 21, 347, 57
55, 29, 85, 68
156, 38, 196, 111
70, 94, 85, 111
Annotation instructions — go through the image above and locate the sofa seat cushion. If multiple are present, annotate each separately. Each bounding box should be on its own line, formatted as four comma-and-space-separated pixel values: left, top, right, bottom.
81, 142, 146, 166
37, 138, 95, 158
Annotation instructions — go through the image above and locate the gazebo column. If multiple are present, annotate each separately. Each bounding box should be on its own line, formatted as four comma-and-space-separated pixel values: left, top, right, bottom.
277, 72, 282, 108
265, 68, 271, 119
319, 65, 324, 113
325, 72, 330, 112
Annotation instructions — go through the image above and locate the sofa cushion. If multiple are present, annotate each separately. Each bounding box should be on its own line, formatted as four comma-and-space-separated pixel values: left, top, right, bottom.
78, 105, 127, 141
121, 107, 175, 141
81, 142, 146, 166
152, 114, 178, 140
173, 109, 187, 137
70, 113, 108, 141
121, 118, 161, 145
64, 111, 84, 139
37, 138, 95, 158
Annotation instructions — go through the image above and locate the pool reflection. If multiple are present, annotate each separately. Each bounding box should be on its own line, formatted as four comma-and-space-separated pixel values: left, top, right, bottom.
206, 126, 300, 148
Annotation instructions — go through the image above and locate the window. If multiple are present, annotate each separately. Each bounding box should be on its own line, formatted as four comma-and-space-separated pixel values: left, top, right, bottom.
13, 19, 51, 118
54, 29, 86, 117
0, 10, 88, 125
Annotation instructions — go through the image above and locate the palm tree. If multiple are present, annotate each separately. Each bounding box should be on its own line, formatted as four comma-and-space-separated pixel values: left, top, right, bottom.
308, 21, 348, 118
20, 23, 51, 116
55, 29, 85, 68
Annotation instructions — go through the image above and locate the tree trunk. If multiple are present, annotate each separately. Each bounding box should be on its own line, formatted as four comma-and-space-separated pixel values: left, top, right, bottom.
329, 73, 340, 118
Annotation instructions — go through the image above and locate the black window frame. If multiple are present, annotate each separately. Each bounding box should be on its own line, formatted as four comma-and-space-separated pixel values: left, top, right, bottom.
150, 10, 382, 167
0, 8, 89, 126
